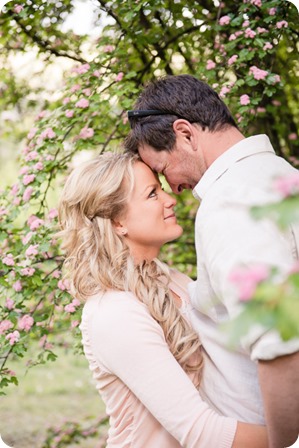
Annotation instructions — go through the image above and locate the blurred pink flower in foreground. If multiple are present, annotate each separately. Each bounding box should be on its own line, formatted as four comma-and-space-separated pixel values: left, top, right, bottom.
274, 173, 299, 197
229, 265, 269, 301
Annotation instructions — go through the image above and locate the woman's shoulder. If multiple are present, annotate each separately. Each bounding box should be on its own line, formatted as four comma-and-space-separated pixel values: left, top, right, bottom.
82, 289, 149, 324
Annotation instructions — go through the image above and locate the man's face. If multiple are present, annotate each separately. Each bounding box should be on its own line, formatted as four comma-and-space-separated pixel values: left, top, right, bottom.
139, 141, 204, 194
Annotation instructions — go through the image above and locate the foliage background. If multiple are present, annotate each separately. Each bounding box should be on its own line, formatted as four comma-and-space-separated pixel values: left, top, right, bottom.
0, 0, 298, 446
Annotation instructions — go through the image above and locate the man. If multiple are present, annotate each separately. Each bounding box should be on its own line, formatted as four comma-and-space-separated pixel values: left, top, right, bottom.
125, 74, 299, 448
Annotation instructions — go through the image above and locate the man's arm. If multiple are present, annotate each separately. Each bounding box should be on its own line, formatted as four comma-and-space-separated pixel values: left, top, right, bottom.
258, 351, 299, 448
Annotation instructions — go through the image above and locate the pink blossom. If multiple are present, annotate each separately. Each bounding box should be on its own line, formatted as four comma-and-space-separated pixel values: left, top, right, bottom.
25, 244, 39, 257
276, 20, 288, 29
206, 60, 216, 70
235, 31, 243, 37
269, 7, 277, 15
18, 315, 34, 332
228, 55, 238, 66
272, 100, 281, 106
72, 298, 81, 307
242, 20, 250, 27
0, 208, 8, 216
22, 232, 34, 245
40, 128, 56, 139
257, 27, 267, 34
5, 298, 15, 310
45, 155, 55, 161
263, 42, 273, 51
20, 267, 35, 276
115, 72, 124, 82
75, 99, 89, 108
27, 215, 44, 230
288, 133, 297, 141
71, 320, 80, 328
274, 172, 299, 197
13, 280, 22, 292
257, 107, 266, 113
63, 97, 71, 105
33, 161, 44, 171
19, 166, 29, 175
274, 74, 280, 83
0, 320, 13, 335
250, 0, 261, 6
103, 45, 114, 53
75, 63, 90, 74
52, 270, 61, 279
245, 28, 256, 38
2, 254, 15, 266
249, 65, 268, 80
20, 180, 32, 196
83, 88, 91, 96
13, 4, 23, 13
58, 279, 70, 291
64, 304, 76, 313
13, 197, 20, 206
27, 128, 38, 140
35, 110, 47, 120
70, 84, 81, 93
93, 70, 101, 77
79, 127, 94, 139
65, 110, 74, 118
229, 265, 269, 301
48, 208, 58, 220
219, 15, 231, 25
229, 33, 236, 41
25, 150, 39, 162
219, 86, 231, 98
11, 184, 19, 196
5, 331, 20, 345
240, 94, 250, 106
23, 187, 34, 202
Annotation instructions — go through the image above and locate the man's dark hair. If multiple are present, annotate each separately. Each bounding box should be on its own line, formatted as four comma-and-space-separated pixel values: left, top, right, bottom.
124, 74, 237, 153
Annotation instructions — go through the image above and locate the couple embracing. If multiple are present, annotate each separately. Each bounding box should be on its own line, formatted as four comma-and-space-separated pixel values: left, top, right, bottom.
59, 75, 299, 448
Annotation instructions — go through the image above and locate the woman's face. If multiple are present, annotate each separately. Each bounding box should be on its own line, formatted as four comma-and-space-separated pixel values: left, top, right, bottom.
118, 161, 183, 261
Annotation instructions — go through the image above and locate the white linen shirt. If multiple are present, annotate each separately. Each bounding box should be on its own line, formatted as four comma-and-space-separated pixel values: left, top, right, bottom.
188, 134, 299, 424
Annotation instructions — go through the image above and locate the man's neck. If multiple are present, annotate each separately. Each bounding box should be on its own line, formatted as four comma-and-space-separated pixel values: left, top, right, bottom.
200, 127, 245, 169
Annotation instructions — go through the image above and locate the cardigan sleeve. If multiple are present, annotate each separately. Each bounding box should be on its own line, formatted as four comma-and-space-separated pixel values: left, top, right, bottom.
87, 291, 237, 448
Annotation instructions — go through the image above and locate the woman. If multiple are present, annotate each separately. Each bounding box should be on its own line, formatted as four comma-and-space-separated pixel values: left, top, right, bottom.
58, 152, 267, 447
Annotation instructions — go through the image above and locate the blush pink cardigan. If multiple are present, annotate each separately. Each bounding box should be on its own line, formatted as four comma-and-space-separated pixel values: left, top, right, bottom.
79, 268, 237, 447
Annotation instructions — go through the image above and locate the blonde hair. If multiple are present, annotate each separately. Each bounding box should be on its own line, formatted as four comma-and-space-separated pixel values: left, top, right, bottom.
59, 152, 203, 387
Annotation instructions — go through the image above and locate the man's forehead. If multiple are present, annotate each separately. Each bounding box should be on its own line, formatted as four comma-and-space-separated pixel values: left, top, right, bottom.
138, 145, 166, 172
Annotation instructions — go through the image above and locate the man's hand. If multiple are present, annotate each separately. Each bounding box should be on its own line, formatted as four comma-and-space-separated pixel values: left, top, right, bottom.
258, 351, 299, 448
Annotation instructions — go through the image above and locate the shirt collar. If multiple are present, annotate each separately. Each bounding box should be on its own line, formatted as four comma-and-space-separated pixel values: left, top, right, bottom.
193, 134, 275, 200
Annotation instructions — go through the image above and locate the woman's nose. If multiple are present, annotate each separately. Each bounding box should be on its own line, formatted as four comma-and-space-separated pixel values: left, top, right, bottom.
163, 190, 176, 207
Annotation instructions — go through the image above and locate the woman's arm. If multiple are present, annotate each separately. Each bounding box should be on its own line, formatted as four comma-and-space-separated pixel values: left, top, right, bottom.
89, 291, 268, 448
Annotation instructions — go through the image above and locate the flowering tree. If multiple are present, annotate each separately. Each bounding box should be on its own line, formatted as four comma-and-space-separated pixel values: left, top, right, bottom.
0, 0, 298, 443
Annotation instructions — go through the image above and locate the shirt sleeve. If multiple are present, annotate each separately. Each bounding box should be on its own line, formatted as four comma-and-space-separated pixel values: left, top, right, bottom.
89, 291, 237, 448
196, 194, 299, 360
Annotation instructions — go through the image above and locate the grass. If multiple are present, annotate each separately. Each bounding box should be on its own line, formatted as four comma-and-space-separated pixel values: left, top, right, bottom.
0, 347, 108, 448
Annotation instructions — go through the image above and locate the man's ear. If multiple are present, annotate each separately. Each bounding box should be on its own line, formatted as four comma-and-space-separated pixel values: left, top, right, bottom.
113, 220, 128, 236
173, 119, 197, 150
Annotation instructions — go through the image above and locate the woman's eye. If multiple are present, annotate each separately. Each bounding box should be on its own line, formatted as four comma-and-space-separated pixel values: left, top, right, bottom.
148, 188, 158, 198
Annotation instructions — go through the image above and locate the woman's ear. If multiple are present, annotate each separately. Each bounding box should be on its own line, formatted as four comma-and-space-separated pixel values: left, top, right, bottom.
113, 220, 128, 236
